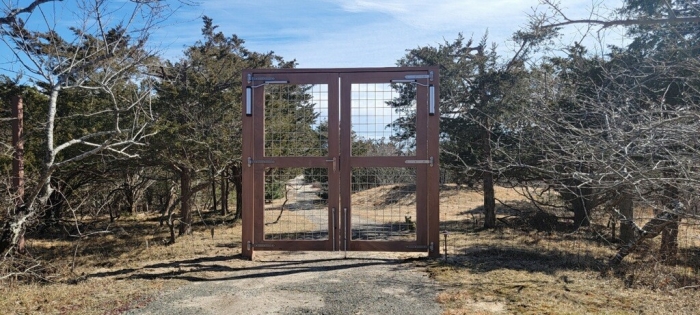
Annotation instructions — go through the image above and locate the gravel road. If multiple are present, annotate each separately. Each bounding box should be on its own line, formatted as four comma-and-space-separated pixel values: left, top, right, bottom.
126, 251, 443, 315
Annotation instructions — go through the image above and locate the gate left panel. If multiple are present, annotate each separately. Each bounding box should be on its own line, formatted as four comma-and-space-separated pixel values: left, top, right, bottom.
242, 71, 339, 257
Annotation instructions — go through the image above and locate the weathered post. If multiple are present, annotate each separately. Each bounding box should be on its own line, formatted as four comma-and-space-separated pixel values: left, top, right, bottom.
11, 95, 26, 253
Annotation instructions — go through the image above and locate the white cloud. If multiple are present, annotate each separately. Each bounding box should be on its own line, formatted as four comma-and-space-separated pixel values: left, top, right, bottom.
338, 0, 410, 15
332, 0, 532, 31
152, 0, 628, 68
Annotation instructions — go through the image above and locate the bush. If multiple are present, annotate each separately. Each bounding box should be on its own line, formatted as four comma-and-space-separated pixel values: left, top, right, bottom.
265, 181, 286, 201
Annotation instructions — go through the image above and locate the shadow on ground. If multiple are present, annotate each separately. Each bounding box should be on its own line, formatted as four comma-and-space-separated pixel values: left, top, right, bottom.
86, 254, 405, 283
447, 246, 603, 274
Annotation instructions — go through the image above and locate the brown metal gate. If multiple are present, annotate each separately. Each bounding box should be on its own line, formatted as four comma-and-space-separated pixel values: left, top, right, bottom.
241, 68, 439, 259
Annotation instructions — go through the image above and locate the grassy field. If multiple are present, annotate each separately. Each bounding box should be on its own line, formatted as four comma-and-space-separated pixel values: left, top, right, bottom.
431, 185, 700, 314
1, 212, 245, 315
1, 185, 699, 314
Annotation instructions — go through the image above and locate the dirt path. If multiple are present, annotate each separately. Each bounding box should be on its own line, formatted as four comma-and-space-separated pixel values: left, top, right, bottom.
125, 251, 443, 315
276, 175, 387, 238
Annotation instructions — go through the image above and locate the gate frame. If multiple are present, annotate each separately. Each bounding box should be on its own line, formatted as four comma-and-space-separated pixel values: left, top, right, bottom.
241, 67, 440, 260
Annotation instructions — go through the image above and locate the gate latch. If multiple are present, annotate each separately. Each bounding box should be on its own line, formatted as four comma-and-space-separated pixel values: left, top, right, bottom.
248, 157, 275, 167
405, 156, 434, 167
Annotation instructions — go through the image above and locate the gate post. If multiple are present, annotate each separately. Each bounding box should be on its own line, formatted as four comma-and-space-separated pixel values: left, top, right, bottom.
427, 68, 441, 258
241, 70, 255, 259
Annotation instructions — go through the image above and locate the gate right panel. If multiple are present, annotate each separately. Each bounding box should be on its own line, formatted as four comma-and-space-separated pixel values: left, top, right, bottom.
340, 70, 434, 252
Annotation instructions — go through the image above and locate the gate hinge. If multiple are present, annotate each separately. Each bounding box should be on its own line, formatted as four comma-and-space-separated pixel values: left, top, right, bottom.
247, 74, 276, 83
248, 157, 275, 167
405, 156, 434, 167
404, 74, 430, 80
404, 71, 433, 81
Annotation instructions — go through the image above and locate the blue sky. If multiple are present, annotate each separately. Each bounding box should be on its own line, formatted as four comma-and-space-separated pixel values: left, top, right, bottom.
158, 0, 624, 67
1, 0, 626, 75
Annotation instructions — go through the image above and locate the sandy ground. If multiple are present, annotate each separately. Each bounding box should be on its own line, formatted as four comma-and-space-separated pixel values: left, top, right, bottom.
124, 251, 443, 315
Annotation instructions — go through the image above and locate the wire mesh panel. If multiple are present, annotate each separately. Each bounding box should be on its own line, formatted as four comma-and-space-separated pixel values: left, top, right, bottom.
350, 83, 416, 156
265, 84, 329, 157
264, 167, 329, 240
351, 167, 417, 241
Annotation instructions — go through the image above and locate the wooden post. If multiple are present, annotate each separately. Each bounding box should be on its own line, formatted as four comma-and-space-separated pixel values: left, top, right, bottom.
11, 95, 26, 253
11, 95, 24, 203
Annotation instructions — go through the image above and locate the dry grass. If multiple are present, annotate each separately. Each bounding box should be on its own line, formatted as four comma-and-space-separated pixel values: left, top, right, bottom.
2, 277, 176, 315
1, 212, 246, 315
351, 184, 417, 227
429, 184, 700, 315
2, 185, 699, 314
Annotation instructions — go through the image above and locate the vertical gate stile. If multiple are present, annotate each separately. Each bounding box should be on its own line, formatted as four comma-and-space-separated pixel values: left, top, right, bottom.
415, 75, 429, 247
252, 80, 267, 248
328, 73, 341, 251
241, 70, 255, 259
427, 67, 441, 257
339, 73, 353, 252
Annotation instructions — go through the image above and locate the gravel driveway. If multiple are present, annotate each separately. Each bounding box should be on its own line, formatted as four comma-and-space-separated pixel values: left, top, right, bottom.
126, 251, 443, 315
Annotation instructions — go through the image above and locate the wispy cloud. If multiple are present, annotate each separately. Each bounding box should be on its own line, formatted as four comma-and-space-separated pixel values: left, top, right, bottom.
332, 0, 532, 31
1, 0, 626, 75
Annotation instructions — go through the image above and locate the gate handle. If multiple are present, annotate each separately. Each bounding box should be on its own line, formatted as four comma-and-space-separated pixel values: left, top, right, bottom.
326, 157, 336, 172
332, 208, 336, 251
343, 207, 348, 258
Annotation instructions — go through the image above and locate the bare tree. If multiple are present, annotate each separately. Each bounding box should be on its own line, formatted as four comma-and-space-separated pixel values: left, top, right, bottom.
0, 0, 169, 256
0, 0, 59, 26
501, 0, 700, 263
539, 0, 700, 29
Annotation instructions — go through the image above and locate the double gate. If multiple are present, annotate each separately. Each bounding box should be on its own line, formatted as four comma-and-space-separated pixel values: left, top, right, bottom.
241, 68, 439, 259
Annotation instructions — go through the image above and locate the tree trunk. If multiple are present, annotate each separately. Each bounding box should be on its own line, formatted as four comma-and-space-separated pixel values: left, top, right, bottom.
618, 193, 635, 244
159, 182, 174, 226
482, 117, 496, 228
211, 166, 218, 212
231, 165, 243, 221
125, 182, 135, 214
166, 200, 177, 244
660, 176, 679, 262
557, 183, 592, 227
609, 209, 679, 266
179, 167, 193, 236
660, 223, 679, 261
572, 185, 592, 227
44, 187, 65, 226
221, 166, 229, 216
476, 46, 496, 229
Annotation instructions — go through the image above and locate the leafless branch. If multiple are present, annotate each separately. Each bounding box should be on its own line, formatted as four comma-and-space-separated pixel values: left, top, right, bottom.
0, 0, 59, 25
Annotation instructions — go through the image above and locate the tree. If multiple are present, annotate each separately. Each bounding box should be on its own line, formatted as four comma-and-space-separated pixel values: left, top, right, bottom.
152, 17, 296, 240
0, 0, 167, 256
513, 0, 700, 262
394, 33, 538, 228
508, 44, 613, 227
0, 0, 58, 26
